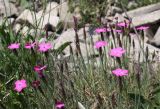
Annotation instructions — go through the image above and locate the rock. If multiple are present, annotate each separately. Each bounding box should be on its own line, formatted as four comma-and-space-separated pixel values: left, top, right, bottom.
21, 26, 29, 35
13, 23, 21, 33
9, 0, 17, 3
36, 10, 43, 20
58, 1, 68, 21
123, 2, 160, 18
53, 26, 160, 63
38, 13, 60, 29
16, 8, 60, 30
45, 2, 59, 16
2, 18, 15, 26
0, 14, 17, 25
129, 33, 160, 62
112, 6, 123, 14
148, 26, 160, 47
15, 1, 79, 30
129, 10, 160, 27
0, 0, 18, 21
54, 27, 98, 49
116, 3, 160, 46
107, 6, 122, 16
117, 5, 160, 28
61, 5, 82, 28
127, 1, 138, 9
28, 29, 36, 36
60, 0, 66, 2
13, 23, 41, 36
54, 28, 83, 49
114, 13, 127, 23
144, 27, 154, 40
16, 9, 35, 25
54, 27, 98, 56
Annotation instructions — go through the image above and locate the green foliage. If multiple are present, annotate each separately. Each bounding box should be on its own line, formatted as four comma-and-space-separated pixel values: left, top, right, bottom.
68, 0, 160, 25
68, 0, 108, 25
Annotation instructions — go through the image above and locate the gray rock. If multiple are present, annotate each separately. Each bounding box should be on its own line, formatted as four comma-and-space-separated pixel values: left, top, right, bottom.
148, 26, 160, 46
21, 26, 29, 35
112, 6, 123, 14
58, 2, 71, 27
0, 0, 18, 21
38, 13, 60, 29
2, 18, 15, 26
54, 27, 99, 57
13, 23, 21, 33
107, 6, 122, 16
58, 1, 69, 21
58, 2, 82, 29
54, 28, 84, 49
9, 0, 17, 3
123, 2, 160, 18
45, 2, 59, 16
144, 28, 154, 40
129, 33, 160, 62
16, 9, 35, 25
16, 8, 60, 30
130, 10, 160, 27
114, 13, 127, 23
127, 1, 138, 9
117, 4, 160, 46
53, 26, 160, 64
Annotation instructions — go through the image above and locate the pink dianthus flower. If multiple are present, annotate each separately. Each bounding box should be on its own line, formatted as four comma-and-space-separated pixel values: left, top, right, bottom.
14, 79, 27, 92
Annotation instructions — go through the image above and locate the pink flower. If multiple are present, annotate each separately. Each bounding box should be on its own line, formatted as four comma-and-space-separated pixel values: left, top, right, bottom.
95, 28, 111, 33
109, 47, 125, 57
34, 65, 47, 77
14, 79, 27, 92
38, 42, 52, 52
8, 43, 20, 49
112, 68, 128, 76
117, 22, 129, 27
32, 80, 40, 88
56, 101, 64, 109
34, 65, 47, 72
94, 41, 107, 49
25, 42, 36, 49
136, 26, 149, 30
106, 28, 111, 32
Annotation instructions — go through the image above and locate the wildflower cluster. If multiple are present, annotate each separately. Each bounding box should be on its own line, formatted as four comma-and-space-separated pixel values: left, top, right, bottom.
8, 40, 65, 108
94, 22, 149, 77
8, 42, 52, 52
5, 19, 150, 108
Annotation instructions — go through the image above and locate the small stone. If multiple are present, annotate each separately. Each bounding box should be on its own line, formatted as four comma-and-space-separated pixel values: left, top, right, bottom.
128, 1, 138, 9
148, 26, 160, 47
14, 24, 21, 33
